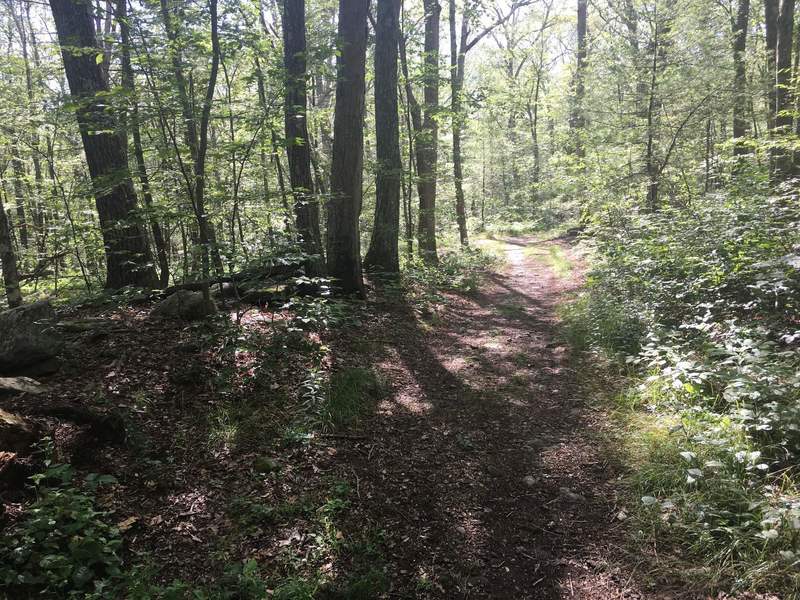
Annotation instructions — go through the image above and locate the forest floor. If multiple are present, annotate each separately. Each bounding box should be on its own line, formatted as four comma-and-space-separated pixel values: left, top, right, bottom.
3, 236, 707, 599
325, 235, 659, 599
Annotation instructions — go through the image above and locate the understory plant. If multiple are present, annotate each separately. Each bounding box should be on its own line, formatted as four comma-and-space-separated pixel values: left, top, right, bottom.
566, 187, 800, 592
0, 455, 123, 599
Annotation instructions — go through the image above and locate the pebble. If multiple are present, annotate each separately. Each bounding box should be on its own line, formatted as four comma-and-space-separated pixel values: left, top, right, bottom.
558, 486, 585, 502
522, 475, 537, 487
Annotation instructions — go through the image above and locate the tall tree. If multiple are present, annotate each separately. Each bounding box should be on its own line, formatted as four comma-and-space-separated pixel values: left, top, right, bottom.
327, 0, 368, 295
281, 0, 324, 275
449, 1, 532, 247
571, 0, 587, 159
159, 0, 222, 298
764, 0, 779, 134
417, 0, 441, 264
0, 187, 22, 307
48, 0, 157, 289
364, 0, 402, 273
772, 0, 794, 178
118, 0, 170, 288
450, 0, 470, 247
731, 0, 750, 161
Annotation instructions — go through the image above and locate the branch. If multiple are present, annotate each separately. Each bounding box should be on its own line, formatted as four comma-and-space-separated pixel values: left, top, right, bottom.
464, 0, 535, 53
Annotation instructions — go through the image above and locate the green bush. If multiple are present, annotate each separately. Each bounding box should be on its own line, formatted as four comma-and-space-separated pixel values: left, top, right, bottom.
569, 189, 800, 592
0, 462, 123, 599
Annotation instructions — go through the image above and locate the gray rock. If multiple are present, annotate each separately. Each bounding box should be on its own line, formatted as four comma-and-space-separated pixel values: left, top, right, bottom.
0, 409, 41, 454
152, 290, 217, 321
558, 486, 585, 503
0, 301, 62, 375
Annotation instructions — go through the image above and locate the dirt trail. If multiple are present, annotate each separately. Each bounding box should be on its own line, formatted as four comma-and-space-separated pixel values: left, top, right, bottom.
333, 236, 649, 599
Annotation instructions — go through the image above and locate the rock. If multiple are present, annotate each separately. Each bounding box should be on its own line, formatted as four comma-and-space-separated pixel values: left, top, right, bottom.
0, 409, 41, 454
151, 290, 217, 321
522, 475, 537, 488
241, 283, 290, 305
0, 301, 62, 375
558, 486, 585, 503
253, 456, 280, 474
0, 377, 49, 395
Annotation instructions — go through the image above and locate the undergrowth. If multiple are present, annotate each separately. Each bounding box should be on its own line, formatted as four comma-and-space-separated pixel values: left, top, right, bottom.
562, 188, 800, 595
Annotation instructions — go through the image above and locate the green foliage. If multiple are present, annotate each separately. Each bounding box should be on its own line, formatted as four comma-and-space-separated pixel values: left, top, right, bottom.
400, 247, 499, 306
0, 460, 123, 599
324, 368, 383, 430
567, 188, 800, 593
301, 367, 383, 432
128, 559, 267, 600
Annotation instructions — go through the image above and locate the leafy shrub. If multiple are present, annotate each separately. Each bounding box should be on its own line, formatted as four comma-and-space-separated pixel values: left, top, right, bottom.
569, 189, 800, 591
0, 461, 123, 599
400, 247, 499, 305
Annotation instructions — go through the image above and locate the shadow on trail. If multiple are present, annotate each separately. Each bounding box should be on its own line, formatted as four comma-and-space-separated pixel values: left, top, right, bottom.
327, 239, 632, 599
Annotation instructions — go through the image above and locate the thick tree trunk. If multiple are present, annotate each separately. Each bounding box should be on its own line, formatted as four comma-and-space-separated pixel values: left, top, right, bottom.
118, 0, 170, 288
732, 0, 750, 160
0, 190, 22, 308
449, 0, 469, 247
49, 0, 156, 289
364, 0, 402, 273
417, 0, 440, 264
772, 0, 794, 179
281, 0, 324, 275
327, 0, 368, 296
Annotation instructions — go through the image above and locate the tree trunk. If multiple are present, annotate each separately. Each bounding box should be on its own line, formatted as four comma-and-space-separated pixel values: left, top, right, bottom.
364, 0, 402, 273
159, 0, 222, 301
526, 70, 542, 200
417, 0, 440, 264
645, 22, 660, 210
49, 0, 157, 289
732, 0, 750, 161
118, 0, 170, 288
571, 0, 587, 159
326, 0, 368, 296
0, 190, 22, 308
449, 0, 469, 247
9, 142, 28, 251
765, 0, 779, 134
281, 0, 324, 275
772, 0, 794, 179
399, 13, 421, 258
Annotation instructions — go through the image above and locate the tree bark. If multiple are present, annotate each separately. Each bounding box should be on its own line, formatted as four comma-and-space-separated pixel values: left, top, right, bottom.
118, 0, 170, 288
449, 0, 469, 247
417, 0, 441, 264
327, 0, 368, 296
9, 142, 28, 250
0, 190, 22, 308
732, 0, 750, 161
772, 0, 794, 179
765, 0, 779, 134
364, 0, 402, 273
571, 0, 587, 159
48, 0, 157, 289
281, 0, 324, 275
